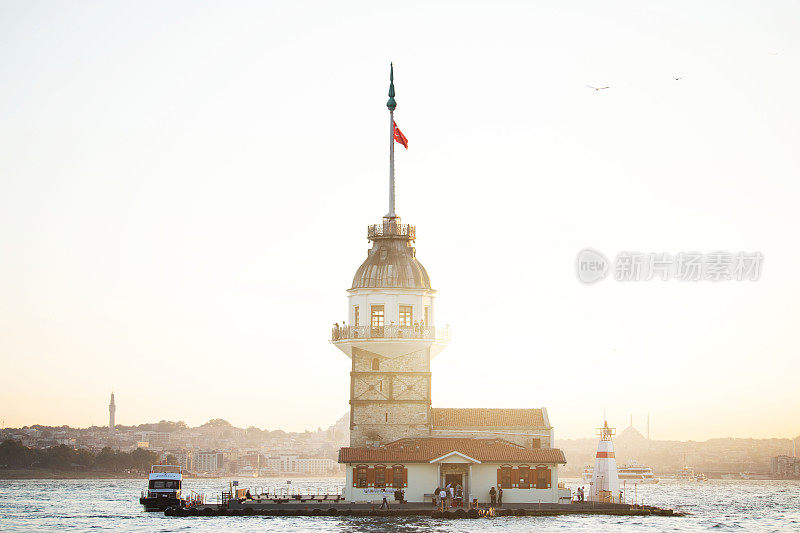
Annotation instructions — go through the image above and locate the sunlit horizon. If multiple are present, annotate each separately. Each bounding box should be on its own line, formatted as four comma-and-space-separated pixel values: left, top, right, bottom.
1, 1, 799, 441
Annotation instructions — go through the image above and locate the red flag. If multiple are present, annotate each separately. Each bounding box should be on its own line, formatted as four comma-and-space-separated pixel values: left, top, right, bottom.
393, 121, 408, 149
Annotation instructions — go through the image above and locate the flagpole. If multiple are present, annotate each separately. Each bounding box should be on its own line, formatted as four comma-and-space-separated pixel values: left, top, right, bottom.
386, 63, 397, 219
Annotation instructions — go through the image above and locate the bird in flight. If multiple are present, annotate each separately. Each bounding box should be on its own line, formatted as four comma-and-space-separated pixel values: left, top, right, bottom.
587, 85, 610, 91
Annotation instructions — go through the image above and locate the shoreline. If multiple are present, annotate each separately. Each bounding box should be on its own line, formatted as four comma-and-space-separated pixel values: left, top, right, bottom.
0, 470, 346, 480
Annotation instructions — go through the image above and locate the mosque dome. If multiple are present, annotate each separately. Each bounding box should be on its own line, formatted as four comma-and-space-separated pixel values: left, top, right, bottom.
351, 218, 432, 290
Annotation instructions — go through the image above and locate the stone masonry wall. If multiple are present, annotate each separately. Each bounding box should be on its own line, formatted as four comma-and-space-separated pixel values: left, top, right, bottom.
350, 346, 432, 446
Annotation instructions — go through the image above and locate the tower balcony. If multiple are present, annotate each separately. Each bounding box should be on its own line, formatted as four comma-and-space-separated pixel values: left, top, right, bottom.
367, 222, 416, 241
330, 324, 450, 359
332, 324, 449, 342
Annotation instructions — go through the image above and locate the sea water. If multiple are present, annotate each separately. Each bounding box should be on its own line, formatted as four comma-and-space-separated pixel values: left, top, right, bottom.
1, 477, 799, 532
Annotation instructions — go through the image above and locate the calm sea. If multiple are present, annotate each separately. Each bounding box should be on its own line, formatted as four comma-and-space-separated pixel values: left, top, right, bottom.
1, 477, 799, 532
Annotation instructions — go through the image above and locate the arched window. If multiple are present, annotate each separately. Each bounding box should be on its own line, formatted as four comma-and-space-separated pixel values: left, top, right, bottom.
535, 465, 551, 489
355, 465, 369, 488
498, 465, 513, 488
374, 464, 387, 488
392, 465, 407, 488
518, 465, 531, 489
372, 358, 380, 371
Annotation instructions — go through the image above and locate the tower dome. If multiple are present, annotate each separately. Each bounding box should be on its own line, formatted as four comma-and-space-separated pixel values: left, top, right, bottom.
351, 217, 432, 290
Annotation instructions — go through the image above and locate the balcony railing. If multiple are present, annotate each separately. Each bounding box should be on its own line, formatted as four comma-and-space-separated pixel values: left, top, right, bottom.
331, 324, 450, 342
367, 222, 416, 240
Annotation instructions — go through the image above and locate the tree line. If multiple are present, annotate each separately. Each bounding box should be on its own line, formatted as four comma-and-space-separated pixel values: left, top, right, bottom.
0, 440, 159, 472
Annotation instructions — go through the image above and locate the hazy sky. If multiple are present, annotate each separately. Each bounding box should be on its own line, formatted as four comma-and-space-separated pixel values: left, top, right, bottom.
1, 1, 799, 440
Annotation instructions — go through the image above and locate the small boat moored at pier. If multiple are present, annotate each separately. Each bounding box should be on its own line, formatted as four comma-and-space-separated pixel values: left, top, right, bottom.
140, 465, 186, 511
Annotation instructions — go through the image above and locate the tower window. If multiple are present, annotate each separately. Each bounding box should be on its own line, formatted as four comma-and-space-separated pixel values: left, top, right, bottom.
371, 305, 384, 328
399, 305, 413, 327
353, 306, 359, 327
372, 358, 380, 371
424, 307, 430, 326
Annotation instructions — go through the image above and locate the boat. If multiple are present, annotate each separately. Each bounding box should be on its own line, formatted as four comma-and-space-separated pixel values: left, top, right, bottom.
139, 464, 186, 511
582, 462, 660, 484
618, 461, 659, 483
674, 465, 707, 482
581, 466, 593, 483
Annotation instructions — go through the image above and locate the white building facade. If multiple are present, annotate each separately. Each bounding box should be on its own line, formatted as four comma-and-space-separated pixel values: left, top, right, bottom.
263, 455, 340, 475
193, 451, 226, 473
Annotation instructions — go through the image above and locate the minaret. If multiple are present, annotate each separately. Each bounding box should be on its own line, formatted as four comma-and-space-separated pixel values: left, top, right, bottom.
108, 392, 116, 434
589, 420, 620, 502
331, 65, 449, 447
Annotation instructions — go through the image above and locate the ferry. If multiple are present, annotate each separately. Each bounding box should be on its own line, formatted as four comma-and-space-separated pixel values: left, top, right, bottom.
674, 466, 708, 482
139, 465, 186, 511
581, 462, 659, 484
618, 461, 659, 483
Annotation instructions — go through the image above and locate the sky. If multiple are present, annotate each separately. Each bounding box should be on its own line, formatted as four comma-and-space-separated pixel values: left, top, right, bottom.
1, 1, 798, 440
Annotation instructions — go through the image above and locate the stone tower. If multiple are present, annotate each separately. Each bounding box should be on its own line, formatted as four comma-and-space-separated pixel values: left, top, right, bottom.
108, 392, 116, 434
331, 65, 449, 447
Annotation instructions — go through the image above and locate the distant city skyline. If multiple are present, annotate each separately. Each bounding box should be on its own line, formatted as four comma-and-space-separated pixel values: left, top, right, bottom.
1, 1, 799, 440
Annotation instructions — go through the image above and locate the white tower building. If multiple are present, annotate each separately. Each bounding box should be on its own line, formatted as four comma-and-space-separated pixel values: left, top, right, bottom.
108, 392, 116, 434
331, 65, 450, 447
589, 420, 620, 502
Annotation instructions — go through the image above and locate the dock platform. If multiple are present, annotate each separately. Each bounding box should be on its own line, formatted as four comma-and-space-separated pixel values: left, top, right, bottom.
163, 501, 684, 518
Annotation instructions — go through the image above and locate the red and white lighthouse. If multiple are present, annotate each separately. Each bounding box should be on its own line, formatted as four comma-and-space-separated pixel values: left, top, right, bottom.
589, 420, 620, 502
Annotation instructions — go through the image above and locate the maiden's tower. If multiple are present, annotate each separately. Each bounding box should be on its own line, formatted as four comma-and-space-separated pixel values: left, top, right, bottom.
331, 66, 567, 505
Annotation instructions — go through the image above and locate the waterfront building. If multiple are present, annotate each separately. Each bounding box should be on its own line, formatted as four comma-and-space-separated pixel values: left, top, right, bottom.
770, 455, 800, 479
134, 431, 171, 449
108, 392, 116, 434
333, 66, 566, 505
262, 455, 340, 476
193, 451, 226, 473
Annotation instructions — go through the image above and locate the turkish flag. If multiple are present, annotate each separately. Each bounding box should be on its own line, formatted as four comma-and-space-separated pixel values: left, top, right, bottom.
393, 121, 408, 149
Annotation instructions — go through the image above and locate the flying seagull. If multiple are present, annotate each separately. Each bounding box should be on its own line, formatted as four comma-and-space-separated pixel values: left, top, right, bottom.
587, 85, 610, 91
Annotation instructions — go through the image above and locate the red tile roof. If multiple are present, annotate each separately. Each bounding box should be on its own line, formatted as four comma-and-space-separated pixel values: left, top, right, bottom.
339, 438, 566, 464
431, 408, 546, 428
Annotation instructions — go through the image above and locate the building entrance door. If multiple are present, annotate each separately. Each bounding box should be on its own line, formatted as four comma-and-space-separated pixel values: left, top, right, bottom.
444, 473, 462, 489
444, 473, 463, 506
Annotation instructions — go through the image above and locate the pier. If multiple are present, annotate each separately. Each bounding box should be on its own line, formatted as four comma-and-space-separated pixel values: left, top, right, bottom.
162, 500, 684, 518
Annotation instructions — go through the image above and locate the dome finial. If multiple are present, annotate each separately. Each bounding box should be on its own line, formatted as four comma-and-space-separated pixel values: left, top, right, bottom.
387, 63, 397, 111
